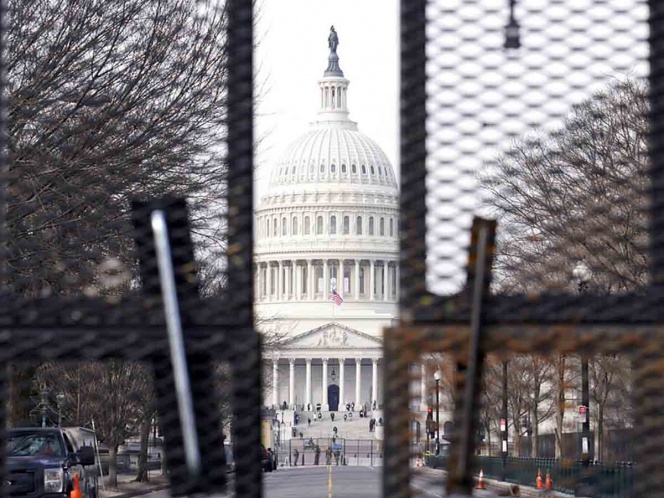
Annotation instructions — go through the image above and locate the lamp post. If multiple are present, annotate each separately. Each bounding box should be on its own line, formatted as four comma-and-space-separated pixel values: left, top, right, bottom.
572, 261, 592, 466
501, 360, 508, 479
434, 370, 442, 455
56, 392, 65, 427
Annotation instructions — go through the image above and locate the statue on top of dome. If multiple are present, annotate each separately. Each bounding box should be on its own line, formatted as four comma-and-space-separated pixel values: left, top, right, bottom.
328, 26, 339, 53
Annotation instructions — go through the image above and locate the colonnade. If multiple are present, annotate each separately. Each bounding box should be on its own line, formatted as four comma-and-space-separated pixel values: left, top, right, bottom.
271, 357, 380, 411
256, 258, 398, 302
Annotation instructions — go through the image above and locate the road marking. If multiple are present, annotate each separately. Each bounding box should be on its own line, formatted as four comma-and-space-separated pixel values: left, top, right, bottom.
328, 465, 333, 498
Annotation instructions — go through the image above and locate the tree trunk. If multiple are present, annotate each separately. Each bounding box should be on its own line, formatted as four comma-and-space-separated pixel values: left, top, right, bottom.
532, 411, 539, 458
598, 404, 604, 461
108, 445, 118, 489
135, 415, 151, 482
8, 364, 37, 426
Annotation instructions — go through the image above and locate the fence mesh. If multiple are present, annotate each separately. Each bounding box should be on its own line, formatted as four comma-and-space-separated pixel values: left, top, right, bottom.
391, 0, 659, 497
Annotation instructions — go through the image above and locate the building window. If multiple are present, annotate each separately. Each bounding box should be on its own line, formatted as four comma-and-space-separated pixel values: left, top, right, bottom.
273, 217, 278, 237
342, 164, 347, 174
317, 216, 324, 235
360, 267, 365, 294
356, 216, 362, 235
390, 218, 394, 237
370, 165, 375, 175
378, 166, 383, 176
352, 164, 357, 174
331, 164, 336, 174
304, 216, 311, 235
361, 165, 367, 175
293, 217, 299, 236
343, 216, 350, 234
320, 163, 325, 174
316, 266, 324, 292
330, 215, 337, 235
369, 217, 374, 236
302, 266, 307, 294
282, 217, 288, 236
310, 163, 314, 174
380, 217, 385, 236
266, 218, 270, 238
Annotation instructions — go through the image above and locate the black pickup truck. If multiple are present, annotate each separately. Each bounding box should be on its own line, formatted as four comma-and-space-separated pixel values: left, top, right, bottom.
7, 427, 98, 498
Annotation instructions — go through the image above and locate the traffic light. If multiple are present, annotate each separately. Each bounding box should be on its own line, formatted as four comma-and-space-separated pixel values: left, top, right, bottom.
427, 407, 433, 420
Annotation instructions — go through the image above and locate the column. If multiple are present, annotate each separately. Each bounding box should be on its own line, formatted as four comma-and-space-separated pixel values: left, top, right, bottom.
305, 359, 312, 409
372, 358, 379, 407
384, 262, 389, 301
285, 263, 291, 300
272, 359, 279, 407
289, 358, 295, 408
355, 358, 362, 406
339, 358, 346, 408
295, 261, 301, 301
354, 260, 360, 299
420, 363, 427, 411
322, 358, 329, 410
323, 260, 329, 300
396, 264, 400, 301
339, 259, 344, 294
307, 260, 313, 300
266, 262, 272, 301
370, 260, 375, 300
277, 261, 283, 301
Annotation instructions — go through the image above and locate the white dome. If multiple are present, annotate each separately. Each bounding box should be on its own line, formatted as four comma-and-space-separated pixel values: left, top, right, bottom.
269, 125, 397, 189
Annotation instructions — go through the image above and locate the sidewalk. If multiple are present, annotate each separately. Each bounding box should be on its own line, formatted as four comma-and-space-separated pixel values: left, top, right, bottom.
99, 470, 169, 498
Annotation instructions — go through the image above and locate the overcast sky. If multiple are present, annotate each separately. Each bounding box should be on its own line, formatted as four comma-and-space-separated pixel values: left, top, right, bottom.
254, 0, 399, 200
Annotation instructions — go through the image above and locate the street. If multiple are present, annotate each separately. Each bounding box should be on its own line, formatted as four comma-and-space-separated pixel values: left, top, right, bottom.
140, 467, 501, 498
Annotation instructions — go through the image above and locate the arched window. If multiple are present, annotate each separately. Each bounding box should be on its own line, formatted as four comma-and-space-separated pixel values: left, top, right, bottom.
304, 216, 311, 235
370, 165, 375, 175
266, 218, 270, 238
331, 164, 336, 174
273, 217, 278, 237
282, 217, 288, 236
361, 165, 367, 175
352, 164, 357, 174
389, 218, 394, 237
317, 216, 324, 235
293, 217, 299, 236
343, 216, 350, 234
356, 216, 363, 235
291, 165, 296, 175
330, 215, 337, 235
380, 217, 385, 236
369, 217, 374, 236
342, 164, 347, 174
378, 166, 383, 176
310, 163, 314, 174
320, 163, 325, 174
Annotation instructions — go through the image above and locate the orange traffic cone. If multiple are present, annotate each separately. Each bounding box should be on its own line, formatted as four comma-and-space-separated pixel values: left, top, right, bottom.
476, 469, 486, 490
70, 474, 82, 498
546, 470, 553, 490
536, 468, 543, 489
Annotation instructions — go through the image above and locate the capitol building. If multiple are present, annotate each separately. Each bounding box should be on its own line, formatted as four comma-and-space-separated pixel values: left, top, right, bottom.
255, 30, 405, 414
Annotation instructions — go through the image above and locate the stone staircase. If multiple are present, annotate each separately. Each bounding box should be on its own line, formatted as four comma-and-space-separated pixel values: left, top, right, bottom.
294, 410, 383, 440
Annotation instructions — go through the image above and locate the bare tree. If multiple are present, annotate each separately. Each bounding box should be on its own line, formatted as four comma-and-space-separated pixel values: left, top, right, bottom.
482, 79, 649, 295
7, 0, 229, 426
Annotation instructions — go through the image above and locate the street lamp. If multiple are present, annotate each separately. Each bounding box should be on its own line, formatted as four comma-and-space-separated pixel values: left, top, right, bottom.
434, 370, 442, 455
572, 261, 592, 466
56, 393, 65, 427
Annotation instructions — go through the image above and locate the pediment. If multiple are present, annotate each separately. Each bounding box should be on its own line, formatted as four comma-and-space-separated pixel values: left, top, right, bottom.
281, 322, 382, 349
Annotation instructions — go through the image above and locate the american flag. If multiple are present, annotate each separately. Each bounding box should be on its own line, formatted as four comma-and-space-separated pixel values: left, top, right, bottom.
331, 289, 344, 306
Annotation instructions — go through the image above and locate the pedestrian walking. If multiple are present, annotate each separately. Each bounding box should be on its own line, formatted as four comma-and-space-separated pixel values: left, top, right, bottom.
331, 412, 335, 422
325, 447, 333, 465
293, 448, 299, 467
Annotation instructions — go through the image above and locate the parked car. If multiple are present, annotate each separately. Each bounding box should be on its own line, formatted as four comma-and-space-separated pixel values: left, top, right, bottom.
7, 427, 98, 498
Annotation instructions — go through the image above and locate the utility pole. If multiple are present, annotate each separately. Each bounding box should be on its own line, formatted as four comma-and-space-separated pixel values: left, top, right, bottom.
501, 360, 508, 480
